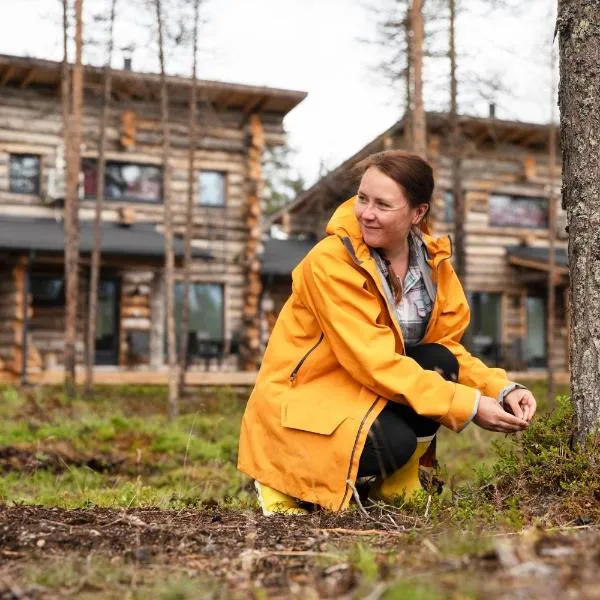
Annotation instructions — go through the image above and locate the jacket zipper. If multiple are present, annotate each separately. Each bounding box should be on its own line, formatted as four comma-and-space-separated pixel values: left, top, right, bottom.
338, 395, 380, 511
289, 333, 324, 386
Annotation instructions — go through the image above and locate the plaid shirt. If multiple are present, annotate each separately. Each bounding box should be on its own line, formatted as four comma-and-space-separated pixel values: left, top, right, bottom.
375, 231, 433, 346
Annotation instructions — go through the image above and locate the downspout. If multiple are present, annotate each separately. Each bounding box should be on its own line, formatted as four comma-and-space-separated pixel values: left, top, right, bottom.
21, 250, 35, 386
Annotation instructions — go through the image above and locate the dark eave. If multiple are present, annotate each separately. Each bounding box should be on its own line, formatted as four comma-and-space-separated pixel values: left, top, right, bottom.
0, 53, 307, 115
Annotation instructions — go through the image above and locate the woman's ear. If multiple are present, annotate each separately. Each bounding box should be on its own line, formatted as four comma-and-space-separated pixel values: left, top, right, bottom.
413, 203, 430, 225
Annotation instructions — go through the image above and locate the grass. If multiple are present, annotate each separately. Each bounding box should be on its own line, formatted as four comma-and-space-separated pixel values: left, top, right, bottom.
1, 380, 596, 599
0, 384, 251, 508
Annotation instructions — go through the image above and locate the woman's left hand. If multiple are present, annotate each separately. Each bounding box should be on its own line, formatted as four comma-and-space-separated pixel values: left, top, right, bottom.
504, 389, 537, 423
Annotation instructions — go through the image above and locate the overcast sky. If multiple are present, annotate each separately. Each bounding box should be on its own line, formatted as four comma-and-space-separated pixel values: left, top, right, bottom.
0, 0, 556, 186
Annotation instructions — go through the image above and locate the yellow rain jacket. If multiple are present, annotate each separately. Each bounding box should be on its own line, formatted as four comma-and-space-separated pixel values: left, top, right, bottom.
238, 198, 512, 511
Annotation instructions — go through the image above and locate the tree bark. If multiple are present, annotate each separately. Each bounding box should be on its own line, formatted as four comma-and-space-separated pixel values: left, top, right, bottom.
85, 0, 117, 395
448, 0, 465, 282
178, 0, 200, 398
410, 0, 426, 157
557, 0, 600, 446
154, 0, 178, 418
546, 44, 558, 406
64, 0, 83, 398
403, 8, 413, 149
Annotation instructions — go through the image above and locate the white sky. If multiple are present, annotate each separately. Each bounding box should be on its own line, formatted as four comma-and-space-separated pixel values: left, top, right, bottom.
0, 0, 556, 186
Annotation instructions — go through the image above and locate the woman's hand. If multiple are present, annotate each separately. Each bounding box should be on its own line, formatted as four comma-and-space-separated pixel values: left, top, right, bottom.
504, 388, 537, 423
474, 395, 529, 433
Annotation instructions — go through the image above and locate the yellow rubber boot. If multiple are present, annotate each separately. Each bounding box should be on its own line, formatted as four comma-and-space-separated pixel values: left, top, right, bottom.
254, 481, 309, 516
370, 440, 432, 503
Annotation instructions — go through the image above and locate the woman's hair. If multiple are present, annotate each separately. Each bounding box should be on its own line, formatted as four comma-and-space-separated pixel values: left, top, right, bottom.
354, 150, 434, 209
353, 150, 434, 303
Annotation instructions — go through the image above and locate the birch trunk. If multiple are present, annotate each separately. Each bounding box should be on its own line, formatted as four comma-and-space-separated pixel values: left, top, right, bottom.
178, 0, 200, 398
64, 0, 83, 398
154, 0, 178, 418
85, 0, 117, 395
410, 0, 426, 157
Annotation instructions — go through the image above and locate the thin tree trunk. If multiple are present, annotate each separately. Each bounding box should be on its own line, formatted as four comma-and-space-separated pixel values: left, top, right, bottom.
557, 0, 600, 446
410, 0, 426, 157
85, 0, 117, 395
546, 44, 557, 407
449, 0, 465, 281
178, 0, 200, 398
61, 0, 70, 140
403, 9, 413, 148
64, 0, 83, 398
154, 0, 178, 418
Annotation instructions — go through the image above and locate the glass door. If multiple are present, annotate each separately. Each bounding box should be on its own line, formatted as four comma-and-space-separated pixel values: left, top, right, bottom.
526, 296, 546, 367
95, 278, 120, 365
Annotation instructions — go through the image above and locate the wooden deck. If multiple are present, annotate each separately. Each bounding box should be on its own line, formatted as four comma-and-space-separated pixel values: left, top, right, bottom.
0, 369, 259, 387
0, 369, 569, 388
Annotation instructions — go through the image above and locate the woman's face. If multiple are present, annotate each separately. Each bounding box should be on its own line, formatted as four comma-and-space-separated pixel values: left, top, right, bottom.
354, 166, 428, 253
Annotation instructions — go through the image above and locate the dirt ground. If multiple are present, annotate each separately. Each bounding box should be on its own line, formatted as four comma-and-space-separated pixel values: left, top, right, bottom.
0, 505, 599, 599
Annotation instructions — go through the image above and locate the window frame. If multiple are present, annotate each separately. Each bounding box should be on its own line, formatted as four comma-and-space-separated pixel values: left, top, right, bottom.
196, 170, 227, 207
82, 158, 163, 204
9, 153, 41, 196
488, 193, 549, 229
465, 291, 503, 364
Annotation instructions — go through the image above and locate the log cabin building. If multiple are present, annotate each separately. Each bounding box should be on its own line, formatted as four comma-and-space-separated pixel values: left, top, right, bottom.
263, 112, 568, 375
0, 53, 306, 383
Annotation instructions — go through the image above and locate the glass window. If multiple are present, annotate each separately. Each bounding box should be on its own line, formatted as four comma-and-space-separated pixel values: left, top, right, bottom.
489, 194, 548, 228
443, 191, 454, 223
197, 171, 226, 206
526, 296, 546, 367
465, 292, 502, 364
174, 283, 224, 358
31, 276, 65, 307
83, 159, 162, 203
9, 154, 41, 195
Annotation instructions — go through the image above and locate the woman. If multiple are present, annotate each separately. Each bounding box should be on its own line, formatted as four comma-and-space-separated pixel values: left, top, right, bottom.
238, 150, 536, 515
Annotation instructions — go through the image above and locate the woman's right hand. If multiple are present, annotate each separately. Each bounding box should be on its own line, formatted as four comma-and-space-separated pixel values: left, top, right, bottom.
474, 395, 529, 433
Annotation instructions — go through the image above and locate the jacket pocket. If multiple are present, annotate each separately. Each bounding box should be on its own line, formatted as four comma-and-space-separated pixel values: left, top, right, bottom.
281, 397, 347, 435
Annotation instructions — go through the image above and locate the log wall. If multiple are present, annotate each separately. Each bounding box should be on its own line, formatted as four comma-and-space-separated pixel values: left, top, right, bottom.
0, 82, 286, 373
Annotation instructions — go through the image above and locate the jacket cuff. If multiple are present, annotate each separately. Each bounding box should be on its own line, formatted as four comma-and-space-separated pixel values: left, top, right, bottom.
497, 383, 526, 407
457, 390, 481, 432
439, 383, 479, 432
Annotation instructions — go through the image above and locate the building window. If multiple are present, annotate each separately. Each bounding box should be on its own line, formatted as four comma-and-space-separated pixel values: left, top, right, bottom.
174, 283, 224, 358
465, 292, 502, 365
443, 191, 454, 223
30, 276, 65, 308
526, 296, 546, 367
489, 194, 548, 228
83, 159, 162, 203
9, 154, 41, 195
197, 171, 226, 206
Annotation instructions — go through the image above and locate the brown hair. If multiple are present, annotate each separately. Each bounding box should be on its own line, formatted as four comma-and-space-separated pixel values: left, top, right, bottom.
354, 150, 434, 209
353, 150, 434, 303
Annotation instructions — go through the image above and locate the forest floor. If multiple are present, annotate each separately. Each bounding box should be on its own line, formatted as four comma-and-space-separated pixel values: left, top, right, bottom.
0, 383, 598, 599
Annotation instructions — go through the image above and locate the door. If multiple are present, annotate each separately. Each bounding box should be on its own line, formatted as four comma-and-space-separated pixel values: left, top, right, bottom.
95, 278, 120, 365
526, 296, 546, 368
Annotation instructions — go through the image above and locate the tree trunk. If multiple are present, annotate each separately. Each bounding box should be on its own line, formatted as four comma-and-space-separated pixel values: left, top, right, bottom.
449, 0, 465, 281
85, 0, 117, 395
178, 0, 200, 398
403, 9, 413, 149
557, 0, 600, 446
64, 0, 83, 398
546, 44, 558, 407
410, 0, 426, 157
154, 0, 178, 418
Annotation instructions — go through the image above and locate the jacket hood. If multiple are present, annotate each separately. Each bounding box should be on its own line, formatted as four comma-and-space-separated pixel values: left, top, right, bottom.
325, 197, 452, 266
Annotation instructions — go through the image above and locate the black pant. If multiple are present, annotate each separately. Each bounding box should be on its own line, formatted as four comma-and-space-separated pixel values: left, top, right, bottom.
357, 343, 459, 478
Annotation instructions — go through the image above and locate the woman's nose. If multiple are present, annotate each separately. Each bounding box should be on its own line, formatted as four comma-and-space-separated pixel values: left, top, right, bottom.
360, 203, 376, 220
